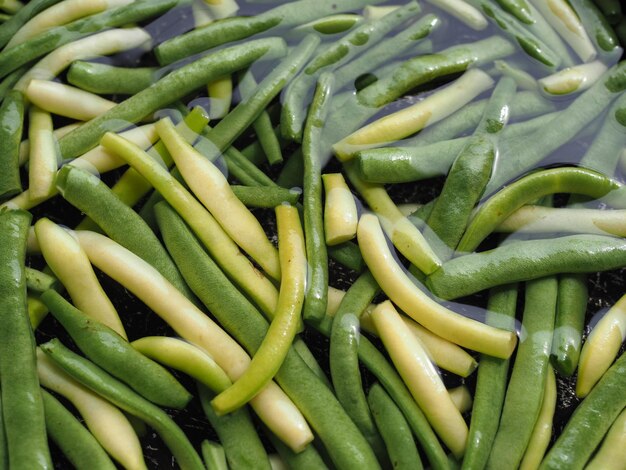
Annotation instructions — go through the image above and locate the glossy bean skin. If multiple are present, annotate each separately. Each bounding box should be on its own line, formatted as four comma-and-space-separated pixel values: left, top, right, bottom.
0, 210, 52, 469
428, 234, 626, 300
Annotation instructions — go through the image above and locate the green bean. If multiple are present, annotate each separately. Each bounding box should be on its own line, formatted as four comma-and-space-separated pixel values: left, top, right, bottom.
197, 34, 318, 161
0, 90, 24, 200
292, 339, 332, 390
41, 389, 116, 470
231, 185, 300, 207
281, 1, 421, 141
25, 267, 59, 294
67, 61, 158, 95
368, 383, 422, 470
41, 290, 192, 409
585, 407, 626, 469
0, 65, 26, 102
470, 0, 560, 66
551, 274, 588, 376
40, 339, 204, 470
238, 69, 283, 165
356, 35, 515, 108
329, 271, 387, 464
539, 351, 626, 469
568, 0, 621, 54
56, 165, 195, 301
0, 0, 180, 79
495, 0, 532, 22
409, 90, 554, 146
426, 77, 516, 254
289, 13, 363, 36
0, 209, 51, 469
0, 0, 61, 49
301, 73, 334, 323
154, 0, 385, 65
266, 431, 329, 470
327, 241, 366, 272
462, 283, 518, 470
198, 385, 271, 470
58, 37, 286, 160
333, 14, 440, 91
156, 201, 381, 469
459, 167, 621, 253
427, 234, 626, 300
486, 276, 557, 470
487, 62, 626, 192
276, 148, 304, 188
201, 440, 227, 470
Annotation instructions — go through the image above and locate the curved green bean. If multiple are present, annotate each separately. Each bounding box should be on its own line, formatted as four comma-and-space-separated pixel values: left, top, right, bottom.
67, 61, 158, 95
0, 0, 61, 48
427, 234, 626, 300
458, 167, 621, 253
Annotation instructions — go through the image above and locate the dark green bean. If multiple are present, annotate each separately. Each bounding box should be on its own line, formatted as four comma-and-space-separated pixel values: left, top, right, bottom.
0, 66, 27, 102
495, 0, 532, 23
0, 0, 61, 49
58, 37, 286, 160
368, 383, 422, 470
267, 430, 329, 470
0, 209, 51, 469
56, 165, 195, 301
156, 201, 380, 469
427, 234, 626, 300
67, 61, 158, 95
0, 0, 182, 79
551, 274, 588, 376
487, 276, 557, 469
0, 90, 24, 200
460, 167, 621, 253
539, 351, 626, 469
569, 0, 621, 53
231, 185, 300, 207
426, 77, 516, 254
40, 339, 204, 470
41, 389, 116, 470
301, 73, 334, 323
277, 148, 304, 188
292, 339, 333, 390
198, 385, 271, 470
329, 271, 386, 464
238, 70, 283, 165
154, 0, 384, 65
41, 290, 192, 409
327, 241, 366, 272
471, 0, 560, 66
462, 284, 518, 470
356, 36, 515, 108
